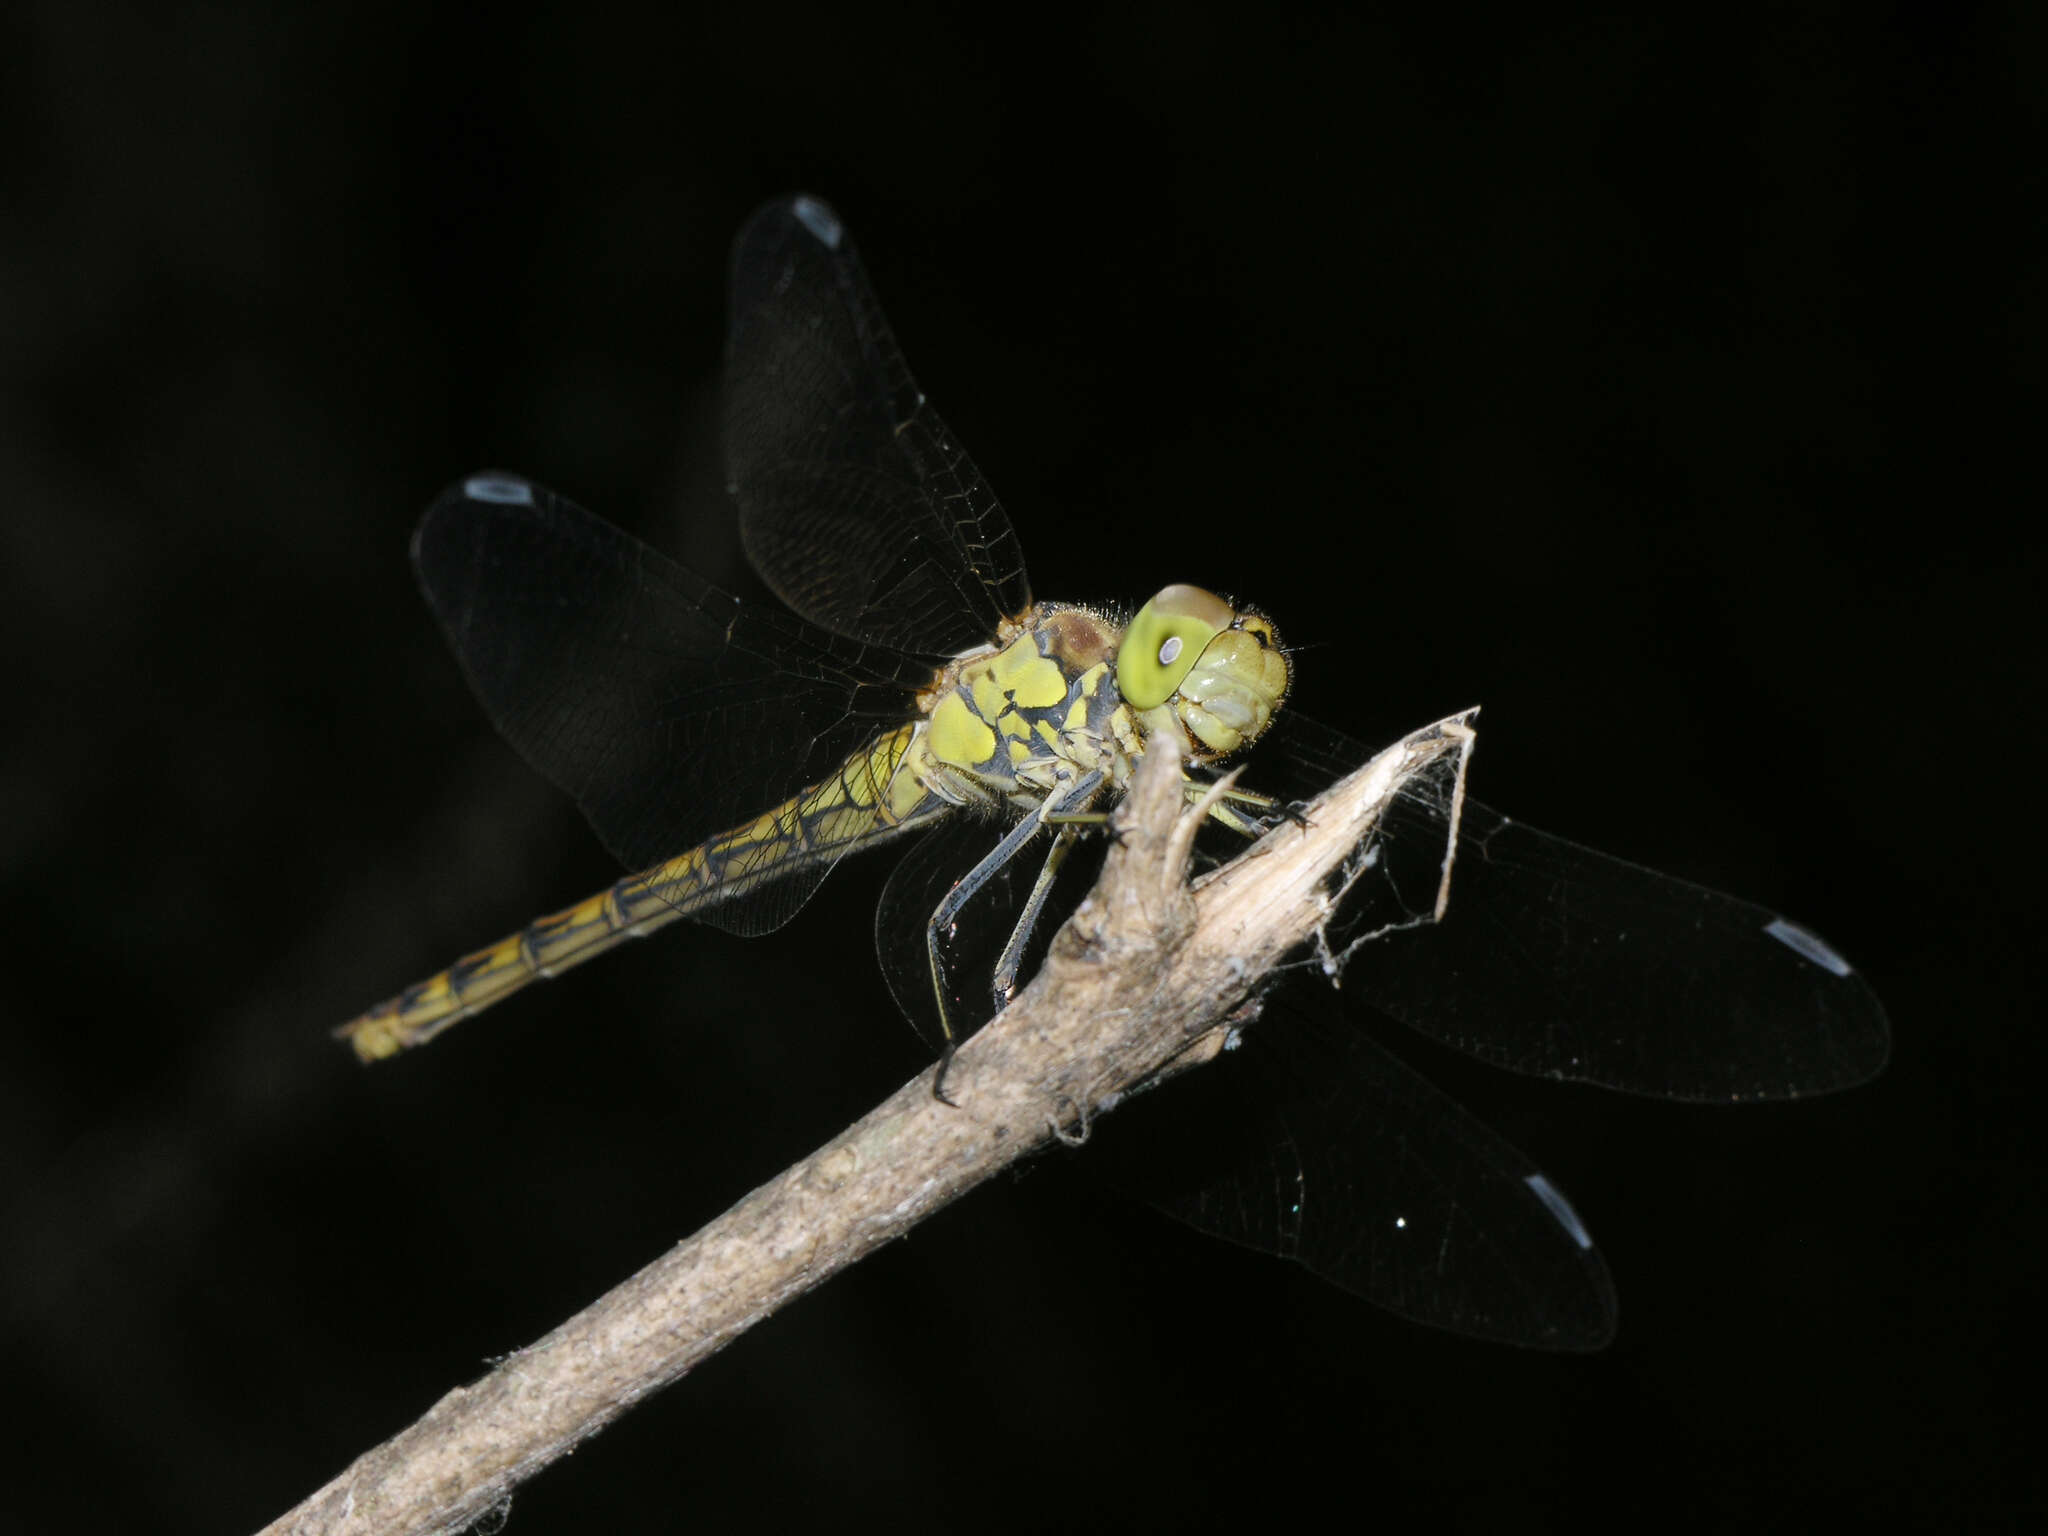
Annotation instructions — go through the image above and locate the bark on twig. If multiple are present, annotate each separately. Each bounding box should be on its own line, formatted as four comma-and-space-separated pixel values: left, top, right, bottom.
260, 708, 1477, 1536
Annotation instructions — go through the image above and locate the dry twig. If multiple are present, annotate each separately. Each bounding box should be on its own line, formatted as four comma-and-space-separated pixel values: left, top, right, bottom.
260, 708, 1477, 1536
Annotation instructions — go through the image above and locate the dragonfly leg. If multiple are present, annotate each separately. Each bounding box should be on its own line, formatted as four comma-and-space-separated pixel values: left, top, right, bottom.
927, 769, 1104, 1102
1194, 779, 1310, 833
990, 824, 1082, 1012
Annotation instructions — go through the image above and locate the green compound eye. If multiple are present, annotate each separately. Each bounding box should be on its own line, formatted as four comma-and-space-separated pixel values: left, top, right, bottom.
1117, 584, 1235, 709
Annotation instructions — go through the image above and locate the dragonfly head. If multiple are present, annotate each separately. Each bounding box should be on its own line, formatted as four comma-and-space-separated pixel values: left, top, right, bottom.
1117, 584, 1290, 763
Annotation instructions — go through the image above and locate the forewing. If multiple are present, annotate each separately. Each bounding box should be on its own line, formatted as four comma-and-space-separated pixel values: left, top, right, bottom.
412, 472, 934, 934
1261, 714, 1891, 1101
724, 195, 1032, 657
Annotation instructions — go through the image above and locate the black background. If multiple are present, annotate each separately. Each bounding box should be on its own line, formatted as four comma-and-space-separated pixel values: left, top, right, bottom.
5, 5, 2039, 1531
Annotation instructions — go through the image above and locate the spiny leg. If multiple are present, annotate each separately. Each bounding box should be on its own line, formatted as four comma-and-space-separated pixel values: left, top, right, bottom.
983, 759, 1235, 994
990, 823, 1081, 1011
967, 771, 1274, 1025
926, 769, 1104, 1103
1192, 778, 1311, 834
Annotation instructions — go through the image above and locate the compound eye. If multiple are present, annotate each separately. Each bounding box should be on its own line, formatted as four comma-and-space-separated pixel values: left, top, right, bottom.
1117, 584, 1233, 709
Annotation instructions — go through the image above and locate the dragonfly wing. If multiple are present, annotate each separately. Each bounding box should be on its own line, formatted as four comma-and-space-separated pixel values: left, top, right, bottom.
1259, 713, 1891, 1101
1099, 1004, 1618, 1349
875, 814, 1001, 1051
412, 472, 936, 935
724, 195, 1033, 656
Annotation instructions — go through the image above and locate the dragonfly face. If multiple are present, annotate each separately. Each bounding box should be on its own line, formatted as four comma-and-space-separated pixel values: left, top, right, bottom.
340, 193, 1886, 1349
1116, 584, 1290, 761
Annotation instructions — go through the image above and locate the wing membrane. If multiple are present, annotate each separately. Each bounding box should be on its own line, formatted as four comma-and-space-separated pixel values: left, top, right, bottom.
724, 195, 1032, 656
1098, 1004, 1618, 1349
412, 472, 935, 934
1262, 714, 1892, 1101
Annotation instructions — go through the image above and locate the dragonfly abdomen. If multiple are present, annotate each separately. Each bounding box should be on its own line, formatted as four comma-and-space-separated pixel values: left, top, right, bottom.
339, 724, 941, 1061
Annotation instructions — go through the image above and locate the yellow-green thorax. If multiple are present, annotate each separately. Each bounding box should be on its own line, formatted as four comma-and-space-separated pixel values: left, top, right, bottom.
912, 605, 1138, 812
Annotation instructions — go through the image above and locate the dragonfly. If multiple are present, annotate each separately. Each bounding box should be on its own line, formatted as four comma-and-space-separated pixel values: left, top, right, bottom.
339, 193, 1889, 1348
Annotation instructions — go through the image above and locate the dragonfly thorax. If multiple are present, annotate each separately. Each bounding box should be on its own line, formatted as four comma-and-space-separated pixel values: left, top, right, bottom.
911, 604, 1138, 814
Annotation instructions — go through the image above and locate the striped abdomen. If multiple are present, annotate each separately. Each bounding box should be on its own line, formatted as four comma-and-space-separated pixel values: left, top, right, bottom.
338, 724, 940, 1061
